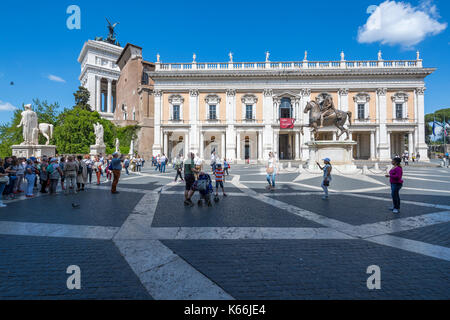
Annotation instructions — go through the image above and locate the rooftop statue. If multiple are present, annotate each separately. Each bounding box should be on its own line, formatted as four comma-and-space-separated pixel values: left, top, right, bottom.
95, 18, 120, 46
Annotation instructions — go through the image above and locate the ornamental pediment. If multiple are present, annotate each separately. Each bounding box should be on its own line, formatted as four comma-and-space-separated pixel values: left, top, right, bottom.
205, 94, 221, 104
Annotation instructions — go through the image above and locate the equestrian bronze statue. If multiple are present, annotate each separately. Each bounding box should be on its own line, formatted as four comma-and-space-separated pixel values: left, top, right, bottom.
300, 95, 352, 140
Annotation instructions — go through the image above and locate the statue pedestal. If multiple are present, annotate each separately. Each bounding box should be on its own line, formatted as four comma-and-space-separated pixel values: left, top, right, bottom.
11, 145, 56, 158
305, 140, 358, 174
90, 144, 106, 157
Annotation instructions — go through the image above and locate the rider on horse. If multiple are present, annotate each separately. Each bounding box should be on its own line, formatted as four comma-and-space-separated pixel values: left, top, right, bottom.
319, 96, 339, 128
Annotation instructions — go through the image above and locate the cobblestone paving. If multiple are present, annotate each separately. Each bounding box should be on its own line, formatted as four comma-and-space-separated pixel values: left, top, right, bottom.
0, 235, 152, 299
0, 165, 448, 299
163, 239, 450, 299
392, 222, 450, 248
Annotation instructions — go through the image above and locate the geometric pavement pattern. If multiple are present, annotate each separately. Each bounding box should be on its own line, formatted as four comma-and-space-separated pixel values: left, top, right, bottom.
0, 164, 449, 299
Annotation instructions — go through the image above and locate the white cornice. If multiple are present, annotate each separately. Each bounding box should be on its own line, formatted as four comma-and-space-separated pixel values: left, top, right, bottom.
149, 68, 435, 80
78, 40, 123, 63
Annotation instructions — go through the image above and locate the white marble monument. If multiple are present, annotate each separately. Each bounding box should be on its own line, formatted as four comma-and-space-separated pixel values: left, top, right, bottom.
11, 104, 56, 158
90, 122, 106, 156
305, 140, 358, 174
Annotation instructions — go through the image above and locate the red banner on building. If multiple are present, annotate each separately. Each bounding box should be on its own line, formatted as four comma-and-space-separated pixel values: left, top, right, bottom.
280, 118, 295, 129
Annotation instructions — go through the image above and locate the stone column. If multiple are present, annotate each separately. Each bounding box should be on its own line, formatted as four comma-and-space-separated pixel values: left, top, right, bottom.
356, 134, 361, 159
370, 131, 375, 160
300, 89, 311, 160
407, 131, 412, 156
185, 132, 189, 157
377, 88, 390, 160
258, 131, 263, 161
332, 131, 337, 141
236, 132, 241, 161
416, 87, 429, 161
200, 132, 204, 159
226, 89, 236, 161
152, 90, 162, 156
107, 78, 112, 114
189, 89, 199, 155
163, 132, 168, 156
262, 89, 274, 160
221, 132, 225, 160
96, 76, 101, 112
273, 131, 279, 159
387, 131, 391, 158
295, 132, 300, 160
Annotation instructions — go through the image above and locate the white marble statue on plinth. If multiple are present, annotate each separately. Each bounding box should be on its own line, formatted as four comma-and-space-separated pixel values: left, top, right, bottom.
129, 139, 134, 156
12, 104, 56, 158
115, 138, 120, 153
90, 122, 106, 156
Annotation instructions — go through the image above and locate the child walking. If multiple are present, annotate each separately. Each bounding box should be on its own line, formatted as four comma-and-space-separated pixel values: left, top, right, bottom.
214, 163, 227, 197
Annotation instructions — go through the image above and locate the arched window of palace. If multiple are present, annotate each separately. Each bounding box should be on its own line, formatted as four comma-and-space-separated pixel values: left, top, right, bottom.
280, 98, 292, 118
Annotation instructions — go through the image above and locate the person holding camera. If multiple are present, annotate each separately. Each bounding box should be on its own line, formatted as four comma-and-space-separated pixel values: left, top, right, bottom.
317, 158, 332, 200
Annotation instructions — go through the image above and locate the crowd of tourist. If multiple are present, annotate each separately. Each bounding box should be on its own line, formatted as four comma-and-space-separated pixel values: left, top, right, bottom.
0, 153, 130, 206
1, 149, 405, 215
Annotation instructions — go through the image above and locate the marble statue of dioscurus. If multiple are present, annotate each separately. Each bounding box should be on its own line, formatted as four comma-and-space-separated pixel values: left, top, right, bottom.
17, 104, 38, 145
115, 138, 120, 152
93, 122, 105, 146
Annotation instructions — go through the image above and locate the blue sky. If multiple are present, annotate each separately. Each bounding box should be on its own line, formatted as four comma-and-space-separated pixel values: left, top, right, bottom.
0, 0, 449, 124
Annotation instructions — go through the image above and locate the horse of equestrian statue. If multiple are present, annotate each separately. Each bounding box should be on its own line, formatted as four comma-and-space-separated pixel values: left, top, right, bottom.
300, 97, 352, 141
38, 123, 54, 145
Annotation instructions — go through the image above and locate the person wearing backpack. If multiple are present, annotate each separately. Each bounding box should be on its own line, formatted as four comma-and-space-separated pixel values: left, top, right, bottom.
317, 158, 332, 200
174, 155, 184, 182
48, 158, 63, 195
124, 157, 130, 175
76, 155, 88, 191
223, 158, 230, 176
63, 156, 78, 195
183, 152, 199, 206
38, 158, 49, 194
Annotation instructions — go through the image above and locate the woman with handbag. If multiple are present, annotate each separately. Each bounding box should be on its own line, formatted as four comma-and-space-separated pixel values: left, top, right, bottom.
317, 158, 332, 200
266, 152, 277, 191
0, 158, 9, 207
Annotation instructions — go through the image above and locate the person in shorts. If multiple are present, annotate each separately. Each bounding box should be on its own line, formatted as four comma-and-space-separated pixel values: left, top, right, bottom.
214, 163, 227, 197
184, 152, 199, 206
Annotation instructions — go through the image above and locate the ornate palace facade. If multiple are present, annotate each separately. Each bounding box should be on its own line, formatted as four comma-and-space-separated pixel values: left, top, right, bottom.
146, 51, 433, 162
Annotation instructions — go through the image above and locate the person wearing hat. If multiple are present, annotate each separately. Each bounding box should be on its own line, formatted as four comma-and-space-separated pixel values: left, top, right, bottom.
48, 158, 63, 195
317, 158, 332, 200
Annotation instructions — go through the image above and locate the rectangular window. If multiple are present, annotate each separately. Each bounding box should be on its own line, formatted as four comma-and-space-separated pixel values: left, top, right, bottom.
395, 103, 403, 119
209, 105, 216, 120
357, 104, 365, 120
245, 104, 253, 120
173, 105, 180, 120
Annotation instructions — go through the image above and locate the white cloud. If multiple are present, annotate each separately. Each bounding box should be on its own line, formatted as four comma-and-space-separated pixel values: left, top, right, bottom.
0, 100, 17, 111
48, 74, 66, 83
358, 1, 447, 48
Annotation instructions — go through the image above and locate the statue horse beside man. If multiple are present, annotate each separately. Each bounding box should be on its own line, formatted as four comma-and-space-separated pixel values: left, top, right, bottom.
300, 96, 352, 140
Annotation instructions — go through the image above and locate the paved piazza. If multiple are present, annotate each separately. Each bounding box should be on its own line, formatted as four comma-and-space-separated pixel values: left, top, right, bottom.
0, 163, 449, 300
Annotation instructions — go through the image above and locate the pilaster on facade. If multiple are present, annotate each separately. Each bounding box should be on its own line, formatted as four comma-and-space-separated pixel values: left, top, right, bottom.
416, 87, 429, 161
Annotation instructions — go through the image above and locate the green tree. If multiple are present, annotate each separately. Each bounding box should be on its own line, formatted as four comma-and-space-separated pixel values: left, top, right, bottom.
0, 101, 60, 157
54, 108, 115, 154
0, 109, 23, 157
73, 86, 92, 111
116, 125, 139, 155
